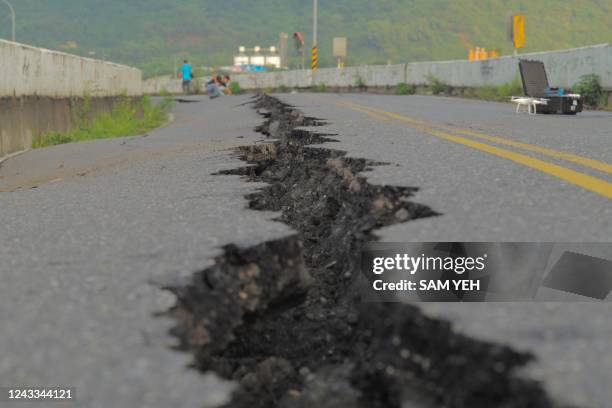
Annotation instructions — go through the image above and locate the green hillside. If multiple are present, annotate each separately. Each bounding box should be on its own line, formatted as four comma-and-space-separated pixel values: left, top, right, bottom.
2, 0, 611, 77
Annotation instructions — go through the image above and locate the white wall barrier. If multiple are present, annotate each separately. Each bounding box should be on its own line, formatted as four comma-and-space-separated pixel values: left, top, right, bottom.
0, 39, 142, 98
144, 44, 611, 93
406, 44, 612, 89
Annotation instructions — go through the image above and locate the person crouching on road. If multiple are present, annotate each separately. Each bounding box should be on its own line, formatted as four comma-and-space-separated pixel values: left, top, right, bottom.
206, 76, 222, 99
207, 75, 231, 99
180, 60, 194, 94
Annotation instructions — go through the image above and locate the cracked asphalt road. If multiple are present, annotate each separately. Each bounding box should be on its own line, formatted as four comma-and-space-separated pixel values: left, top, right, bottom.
0, 95, 292, 408
278, 93, 611, 240
1, 92, 610, 407
274, 92, 612, 408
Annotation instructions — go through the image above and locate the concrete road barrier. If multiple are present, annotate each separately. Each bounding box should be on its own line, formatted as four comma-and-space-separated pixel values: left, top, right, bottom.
1, 39, 143, 158
144, 44, 611, 94
407, 44, 612, 89
0, 39, 142, 98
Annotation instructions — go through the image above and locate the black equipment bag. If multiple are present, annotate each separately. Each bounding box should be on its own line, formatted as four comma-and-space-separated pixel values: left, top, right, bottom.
518, 60, 583, 114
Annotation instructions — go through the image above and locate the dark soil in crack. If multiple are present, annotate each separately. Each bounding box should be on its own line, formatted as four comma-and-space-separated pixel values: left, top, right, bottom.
165, 95, 565, 408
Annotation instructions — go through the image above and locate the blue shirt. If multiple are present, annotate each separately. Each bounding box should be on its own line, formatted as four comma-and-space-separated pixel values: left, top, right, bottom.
181, 64, 193, 80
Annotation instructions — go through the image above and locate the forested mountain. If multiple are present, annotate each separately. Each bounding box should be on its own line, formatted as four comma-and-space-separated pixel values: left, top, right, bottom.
2, 0, 611, 76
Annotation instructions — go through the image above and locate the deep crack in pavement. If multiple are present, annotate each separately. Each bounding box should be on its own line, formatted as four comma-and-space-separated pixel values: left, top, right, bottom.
165, 95, 567, 408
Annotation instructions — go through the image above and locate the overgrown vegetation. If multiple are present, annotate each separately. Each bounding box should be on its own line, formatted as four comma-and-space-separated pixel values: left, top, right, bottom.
228, 81, 243, 95
354, 76, 367, 89
312, 84, 328, 93
573, 74, 605, 107
396, 82, 416, 95
34, 96, 173, 148
427, 75, 451, 95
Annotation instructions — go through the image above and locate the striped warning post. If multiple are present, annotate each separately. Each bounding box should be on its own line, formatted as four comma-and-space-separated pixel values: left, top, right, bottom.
312, 46, 318, 71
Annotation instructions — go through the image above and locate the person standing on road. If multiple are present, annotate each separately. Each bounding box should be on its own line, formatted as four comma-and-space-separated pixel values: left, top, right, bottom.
180, 60, 194, 94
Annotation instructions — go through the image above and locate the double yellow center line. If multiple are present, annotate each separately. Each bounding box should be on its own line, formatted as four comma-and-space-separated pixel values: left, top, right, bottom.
339, 101, 612, 200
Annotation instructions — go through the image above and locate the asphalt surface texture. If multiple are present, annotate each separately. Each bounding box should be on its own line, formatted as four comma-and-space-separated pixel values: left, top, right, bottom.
275, 92, 612, 408
0, 95, 292, 408
0, 92, 610, 407
277, 93, 611, 241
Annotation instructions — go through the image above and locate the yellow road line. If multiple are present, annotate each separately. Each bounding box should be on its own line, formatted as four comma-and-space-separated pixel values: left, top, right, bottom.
337, 101, 612, 199
348, 105, 390, 122
347, 102, 612, 174
441, 126, 612, 174
429, 129, 612, 200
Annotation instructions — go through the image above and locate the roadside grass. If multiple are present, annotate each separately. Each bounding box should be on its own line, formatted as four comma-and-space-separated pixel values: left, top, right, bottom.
229, 81, 243, 94
462, 77, 523, 102
396, 82, 416, 95
34, 95, 173, 148
272, 74, 611, 109
461, 75, 611, 109
427, 75, 451, 95
572, 74, 609, 108
355, 76, 367, 90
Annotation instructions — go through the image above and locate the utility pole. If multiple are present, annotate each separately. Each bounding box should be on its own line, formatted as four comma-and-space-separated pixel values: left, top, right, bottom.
312, 0, 318, 71
1, 0, 15, 42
